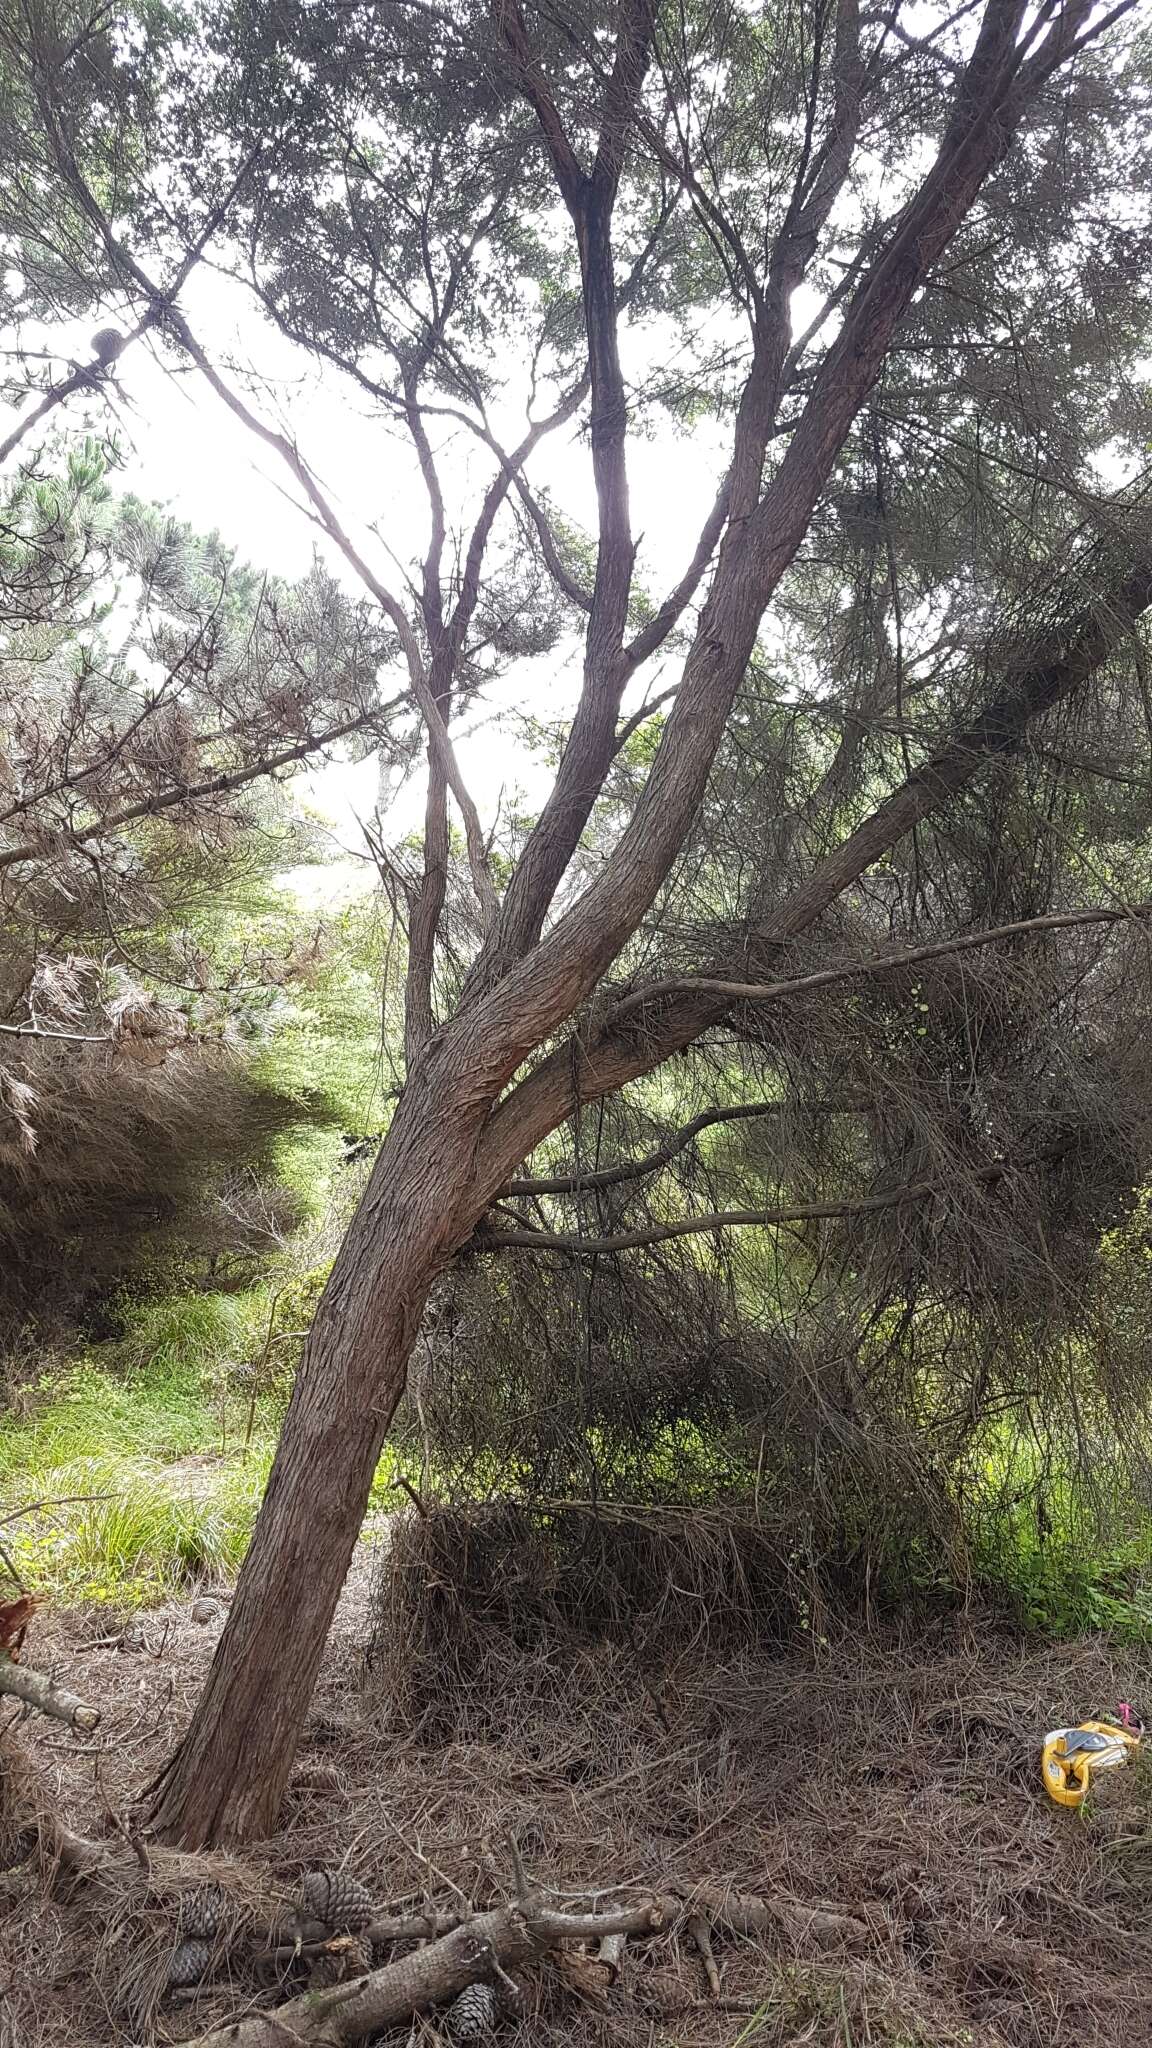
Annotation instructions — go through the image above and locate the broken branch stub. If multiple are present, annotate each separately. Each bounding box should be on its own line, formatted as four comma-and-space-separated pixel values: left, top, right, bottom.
0, 1651, 100, 1731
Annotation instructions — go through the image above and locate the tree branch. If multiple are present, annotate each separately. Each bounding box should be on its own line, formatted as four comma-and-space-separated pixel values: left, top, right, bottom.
466, 1, 661, 995
622, 472, 731, 673
612, 901, 1152, 1019
0, 704, 395, 874
182, 1895, 663, 2048
461, 0, 1097, 1023
158, 308, 499, 931
0, 1651, 100, 1730
480, 1147, 1068, 1257
474, 545, 1152, 1194
0, 129, 269, 467
508, 1098, 862, 1196
18, 98, 499, 929
185, 1873, 872, 2048
491, 0, 589, 210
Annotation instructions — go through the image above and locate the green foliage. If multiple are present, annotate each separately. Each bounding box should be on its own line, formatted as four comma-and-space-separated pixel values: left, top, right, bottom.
5, 1454, 267, 1607
1001, 1544, 1152, 1642
111, 1291, 269, 1381
0, 1349, 273, 1603
0, 1256, 411, 1603
251, 897, 401, 1136
0, 1359, 209, 1476
970, 1472, 1152, 1642
0, 438, 402, 1350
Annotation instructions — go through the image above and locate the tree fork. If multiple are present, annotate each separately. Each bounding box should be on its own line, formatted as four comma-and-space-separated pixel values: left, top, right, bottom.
148, 549, 1152, 1850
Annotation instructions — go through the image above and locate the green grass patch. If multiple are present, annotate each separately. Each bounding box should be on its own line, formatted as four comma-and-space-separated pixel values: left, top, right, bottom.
3, 1451, 272, 1607
0, 1362, 215, 1480
111, 1290, 270, 1382
0, 1286, 413, 1607
0, 1353, 278, 1606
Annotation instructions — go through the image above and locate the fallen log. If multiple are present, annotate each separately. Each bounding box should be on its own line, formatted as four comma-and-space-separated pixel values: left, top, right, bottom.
0, 1650, 100, 1731
184, 1898, 664, 2048
251, 1881, 868, 1984
190, 1881, 872, 2048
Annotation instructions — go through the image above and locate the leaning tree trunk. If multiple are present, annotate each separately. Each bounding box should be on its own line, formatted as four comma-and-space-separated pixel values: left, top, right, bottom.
148, 1063, 495, 1846
145, 2, 1127, 1846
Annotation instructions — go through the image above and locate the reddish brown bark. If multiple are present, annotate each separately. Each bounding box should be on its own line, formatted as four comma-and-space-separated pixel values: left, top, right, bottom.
148, 1064, 494, 1845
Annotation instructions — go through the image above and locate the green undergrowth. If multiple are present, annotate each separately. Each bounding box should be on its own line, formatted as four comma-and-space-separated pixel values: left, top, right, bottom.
0, 1354, 274, 1607
975, 1522, 1152, 1641
964, 1427, 1152, 1642
5, 1287, 1152, 1640
0, 1289, 407, 1609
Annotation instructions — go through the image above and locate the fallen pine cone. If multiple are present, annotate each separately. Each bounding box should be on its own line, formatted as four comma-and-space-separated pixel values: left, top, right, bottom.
167, 1936, 213, 1989
290, 1761, 344, 1794
442, 1981, 499, 2039
178, 1885, 225, 1941
634, 1965, 697, 2019
300, 1866, 374, 1932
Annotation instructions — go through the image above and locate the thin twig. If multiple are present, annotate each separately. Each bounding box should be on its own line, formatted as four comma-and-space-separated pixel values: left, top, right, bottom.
687, 1913, 722, 1998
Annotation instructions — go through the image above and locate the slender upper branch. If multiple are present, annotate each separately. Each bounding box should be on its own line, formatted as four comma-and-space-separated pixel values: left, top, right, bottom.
622, 472, 732, 674
482, 1145, 1066, 1256
508, 1097, 863, 1195
0, 140, 266, 467
22, 97, 500, 929
458, 1, 663, 998
454, 0, 1097, 1096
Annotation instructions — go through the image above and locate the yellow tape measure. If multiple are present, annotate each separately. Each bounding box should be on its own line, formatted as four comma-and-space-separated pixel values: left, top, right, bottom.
1042, 1706, 1142, 1809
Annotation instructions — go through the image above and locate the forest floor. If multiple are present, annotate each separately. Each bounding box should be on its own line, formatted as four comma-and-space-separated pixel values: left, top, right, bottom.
3, 1539, 1152, 2048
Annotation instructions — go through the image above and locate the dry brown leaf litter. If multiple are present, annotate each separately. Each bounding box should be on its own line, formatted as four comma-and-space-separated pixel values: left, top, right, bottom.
0, 1552, 1150, 2048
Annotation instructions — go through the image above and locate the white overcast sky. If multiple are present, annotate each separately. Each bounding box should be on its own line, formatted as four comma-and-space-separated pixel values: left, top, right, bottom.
1, 257, 797, 905
5, 3, 1128, 915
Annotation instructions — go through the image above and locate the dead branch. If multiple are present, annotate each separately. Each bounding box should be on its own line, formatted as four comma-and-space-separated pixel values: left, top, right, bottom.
195, 1877, 871, 2047
687, 1912, 722, 1997
183, 1896, 664, 2048
253, 1909, 465, 1980
682, 1884, 869, 1950
0, 1651, 100, 1731
596, 1931, 627, 1978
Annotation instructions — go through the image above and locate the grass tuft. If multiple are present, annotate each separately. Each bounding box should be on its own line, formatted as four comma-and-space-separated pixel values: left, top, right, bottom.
1, 1448, 273, 1606
0, 1282, 408, 1607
